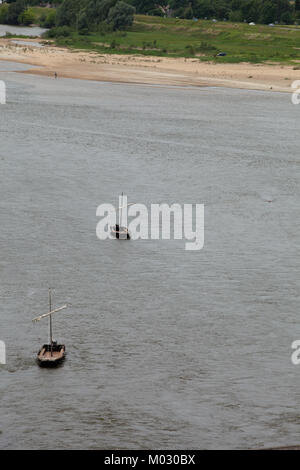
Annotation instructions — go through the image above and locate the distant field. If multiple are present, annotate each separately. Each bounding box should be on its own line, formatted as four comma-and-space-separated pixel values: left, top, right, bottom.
0, 5, 52, 20
30, 6, 53, 18
1, 9, 300, 65
55, 15, 300, 64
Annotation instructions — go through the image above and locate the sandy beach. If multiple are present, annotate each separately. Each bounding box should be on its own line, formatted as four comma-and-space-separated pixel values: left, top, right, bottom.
0, 37, 299, 91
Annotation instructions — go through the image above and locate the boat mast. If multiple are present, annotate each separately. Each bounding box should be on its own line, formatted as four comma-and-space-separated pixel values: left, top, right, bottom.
119, 192, 123, 227
49, 288, 53, 356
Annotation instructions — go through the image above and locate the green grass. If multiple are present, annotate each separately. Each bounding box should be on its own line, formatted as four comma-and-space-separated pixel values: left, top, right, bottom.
2, 10, 300, 64
53, 15, 300, 64
55, 15, 300, 64
0, 5, 52, 24
2, 33, 41, 38
30, 6, 53, 20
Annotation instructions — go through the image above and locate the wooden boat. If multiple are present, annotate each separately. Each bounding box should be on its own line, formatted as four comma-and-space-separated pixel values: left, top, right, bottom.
37, 343, 66, 367
111, 192, 132, 240
32, 289, 68, 367
111, 224, 130, 240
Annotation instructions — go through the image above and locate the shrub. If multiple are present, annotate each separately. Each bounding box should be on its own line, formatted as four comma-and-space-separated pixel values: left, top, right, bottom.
197, 41, 217, 52
45, 26, 72, 38
185, 44, 195, 55
148, 8, 163, 17
228, 10, 243, 22
0, 4, 9, 24
44, 10, 57, 28
18, 8, 36, 26
78, 10, 88, 33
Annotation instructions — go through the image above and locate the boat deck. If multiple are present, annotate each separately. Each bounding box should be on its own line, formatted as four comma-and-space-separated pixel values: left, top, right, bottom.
37, 344, 65, 363
38, 349, 64, 361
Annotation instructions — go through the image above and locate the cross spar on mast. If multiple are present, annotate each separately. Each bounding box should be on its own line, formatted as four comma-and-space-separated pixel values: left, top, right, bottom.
32, 305, 68, 323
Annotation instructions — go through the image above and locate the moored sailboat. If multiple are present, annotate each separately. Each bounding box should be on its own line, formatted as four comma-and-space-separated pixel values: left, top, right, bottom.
32, 289, 68, 367
111, 193, 132, 240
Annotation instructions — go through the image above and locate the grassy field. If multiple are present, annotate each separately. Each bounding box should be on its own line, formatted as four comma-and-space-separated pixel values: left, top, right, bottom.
30, 6, 53, 19
0, 5, 52, 36
0, 4, 52, 21
1, 9, 300, 65
54, 15, 300, 65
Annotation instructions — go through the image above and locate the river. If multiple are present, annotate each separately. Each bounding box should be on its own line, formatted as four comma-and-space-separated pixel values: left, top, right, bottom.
0, 25, 47, 37
0, 62, 299, 449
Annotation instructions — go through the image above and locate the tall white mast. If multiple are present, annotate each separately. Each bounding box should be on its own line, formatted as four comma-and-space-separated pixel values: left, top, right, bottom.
49, 288, 53, 356
119, 192, 124, 227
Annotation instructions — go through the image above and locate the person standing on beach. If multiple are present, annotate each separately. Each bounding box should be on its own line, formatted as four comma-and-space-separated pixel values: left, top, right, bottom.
54, 72, 57, 79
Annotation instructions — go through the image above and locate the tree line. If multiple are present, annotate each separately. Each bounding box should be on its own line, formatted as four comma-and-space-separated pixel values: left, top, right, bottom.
0, 0, 136, 31
131, 0, 300, 24
0, 0, 299, 30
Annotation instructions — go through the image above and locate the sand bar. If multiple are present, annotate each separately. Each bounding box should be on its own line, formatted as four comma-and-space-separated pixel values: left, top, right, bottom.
0, 37, 299, 92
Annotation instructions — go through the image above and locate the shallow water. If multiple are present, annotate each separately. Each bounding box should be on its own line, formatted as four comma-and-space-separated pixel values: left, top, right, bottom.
0, 60, 35, 72
0, 67, 299, 449
0, 25, 47, 37
11, 40, 44, 48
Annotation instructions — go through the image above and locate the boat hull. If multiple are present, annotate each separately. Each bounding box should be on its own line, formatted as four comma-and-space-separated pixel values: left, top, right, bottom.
37, 344, 66, 367
111, 225, 130, 240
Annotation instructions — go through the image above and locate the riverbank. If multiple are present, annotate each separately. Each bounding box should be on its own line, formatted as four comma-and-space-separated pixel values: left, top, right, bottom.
0, 37, 299, 92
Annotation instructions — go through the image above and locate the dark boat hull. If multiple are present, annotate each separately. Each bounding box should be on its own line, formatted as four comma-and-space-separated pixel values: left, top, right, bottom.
37, 344, 66, 368
116, 232, 130, 240
37, 355, 66, 367
111, 225, 130, 240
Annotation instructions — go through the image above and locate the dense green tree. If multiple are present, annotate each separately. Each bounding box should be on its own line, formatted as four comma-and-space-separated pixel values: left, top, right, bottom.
1, 0, 297, 29
193, 0, 216, 19
107, 1, 135, 29
56, 0, 82, 27
259, 1, 276, 23
280, 9, 293, 23
44, 10, 56, 28
184, 5, 194, 18
6, 0, 26, 24
228, 9, 243, 21
77, 10, 89, 32
18, 7, 36, 25
129, 0, 160, 14
85, 0, 117, 26
0, 4, 9, 24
